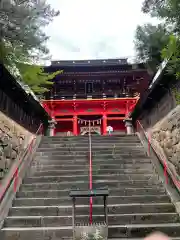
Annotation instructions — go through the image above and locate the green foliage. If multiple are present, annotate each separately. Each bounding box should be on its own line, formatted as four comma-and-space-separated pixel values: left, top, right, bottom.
134, 24, 170, 69
162, 35, 180, 104
17, 64, 62, 94
142, 0, 166, 16
162, 35, 180, 77
142, 0, 180, 34
0, 0, 60, 94
0, 0, 59, 52
136, 0, 180, 69
161, 35, 178, 60
137, 0, 180, 104
171, 88, 180, 104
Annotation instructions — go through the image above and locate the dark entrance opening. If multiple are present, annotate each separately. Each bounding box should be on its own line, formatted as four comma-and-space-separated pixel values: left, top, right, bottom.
86, 82, 93, 94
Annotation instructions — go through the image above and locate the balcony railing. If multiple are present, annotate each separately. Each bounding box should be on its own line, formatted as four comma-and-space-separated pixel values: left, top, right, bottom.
46, 92, 139, 100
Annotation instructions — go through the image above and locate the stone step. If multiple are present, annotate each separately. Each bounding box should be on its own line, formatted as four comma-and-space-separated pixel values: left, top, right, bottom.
37, 146, 144, 151
36, 150, 145, 155
34, 154, 149, 160
31, 163, 153, 170
41, 141, 141, 145
13, 195, 170, 206
23, 174, 158, 184
33, 155, 150, 161
9, 203, 176, 216
108, 223, 180, 238
4, 134, 179, 240
36, 151, 145, 156
43, 135, 137, 138
41, 141, 141, 146
28, 168, 155, 177
42, 136, 138, 139
2, 223, 180, 239
17, 187, 166, 198
39, 143, 142, 148
32, 161, 152, 168
4, 213, 179, 228
41, 138, 140, 142
33, 157, 151, 164
42, 136, 139, 140
20, 180, 163, 191
31, 164, 154, 171
42, 136, 138, 140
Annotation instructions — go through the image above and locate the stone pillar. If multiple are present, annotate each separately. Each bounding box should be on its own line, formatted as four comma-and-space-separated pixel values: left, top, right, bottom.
73, 115, 78, 136
103, 114, 107, 135
124, 118, 134, 135
48, 119, 56, 136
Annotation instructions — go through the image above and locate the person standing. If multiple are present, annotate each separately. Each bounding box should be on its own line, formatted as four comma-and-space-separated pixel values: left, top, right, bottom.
106, 125, 113, 135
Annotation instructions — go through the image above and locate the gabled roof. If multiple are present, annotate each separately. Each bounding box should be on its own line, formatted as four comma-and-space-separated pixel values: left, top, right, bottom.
51, 58, 128, 66
45, 59, 149, 74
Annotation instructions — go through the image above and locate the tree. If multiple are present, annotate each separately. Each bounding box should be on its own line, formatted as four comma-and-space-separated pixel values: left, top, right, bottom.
142, 0, 166, 16
162, 35, 180, 77
134, 24, 170, 69
0, 0, 60, 94
17, 64, 62, 94
142, 0, 180, 34
161, 35, 180, 103
140, 0, 180, 74
0, 0, 59, 53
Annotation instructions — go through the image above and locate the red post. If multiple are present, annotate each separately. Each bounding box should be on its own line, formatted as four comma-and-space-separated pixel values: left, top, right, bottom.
148, 131, 151, 156
126, 101, 129, 117
89, 120, 93, 224
73, 115, 78, 136
163, 160, 168, 185
13, 168, 18, 192
103, 114, 107, 135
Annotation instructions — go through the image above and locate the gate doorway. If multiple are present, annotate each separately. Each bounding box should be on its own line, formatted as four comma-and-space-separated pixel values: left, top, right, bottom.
85, 82, 93, 94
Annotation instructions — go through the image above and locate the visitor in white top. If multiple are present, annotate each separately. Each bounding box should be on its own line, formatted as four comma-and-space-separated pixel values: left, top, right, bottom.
106, 125, 113, 135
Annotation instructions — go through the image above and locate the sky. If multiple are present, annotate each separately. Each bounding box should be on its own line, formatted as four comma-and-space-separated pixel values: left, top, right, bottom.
46, 0, 158, 61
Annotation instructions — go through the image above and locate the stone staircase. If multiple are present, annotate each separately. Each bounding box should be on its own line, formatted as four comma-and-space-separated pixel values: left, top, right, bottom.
1, 135, 180, 239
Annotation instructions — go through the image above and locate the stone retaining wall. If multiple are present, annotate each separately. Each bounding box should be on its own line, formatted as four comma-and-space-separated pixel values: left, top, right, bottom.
150, 105, 180, 176
0, 112, 34, 180
140, 90, 176, 130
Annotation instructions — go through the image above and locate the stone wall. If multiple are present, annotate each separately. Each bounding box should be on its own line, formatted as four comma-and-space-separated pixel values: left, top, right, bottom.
138, 86, 180, 177
149, 105, 180, 176
140, 89, 176, 130
0, 111, 34, 180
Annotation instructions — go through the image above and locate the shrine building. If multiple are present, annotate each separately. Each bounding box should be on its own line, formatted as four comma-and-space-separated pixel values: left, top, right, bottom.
42, 58, 151, 136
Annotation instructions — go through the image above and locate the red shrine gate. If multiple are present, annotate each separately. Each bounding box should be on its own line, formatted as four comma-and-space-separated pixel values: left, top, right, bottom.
42, 97, 139, 136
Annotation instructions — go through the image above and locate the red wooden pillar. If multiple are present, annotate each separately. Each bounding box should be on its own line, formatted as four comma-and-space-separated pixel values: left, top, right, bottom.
126, 101, 129, 117
103, 114, 107, 135
73, 115, 78, 136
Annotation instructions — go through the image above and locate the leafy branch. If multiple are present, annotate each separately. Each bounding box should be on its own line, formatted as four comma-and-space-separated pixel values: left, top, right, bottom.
162, 35, 180, 103
0, 0, 60, 94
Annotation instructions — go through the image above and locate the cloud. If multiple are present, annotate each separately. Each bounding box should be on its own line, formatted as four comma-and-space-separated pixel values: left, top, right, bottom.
46, 0, 159, 60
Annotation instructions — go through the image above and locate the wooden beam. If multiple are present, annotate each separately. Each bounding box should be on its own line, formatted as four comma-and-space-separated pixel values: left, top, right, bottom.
41, 97, 139, 104
55, 118, 73, 121
107, 117, 125, 120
